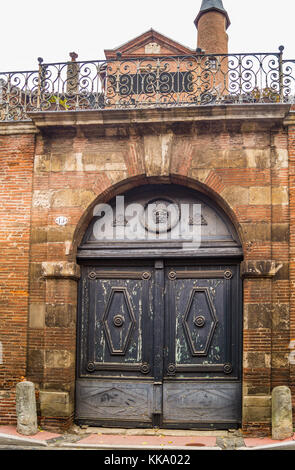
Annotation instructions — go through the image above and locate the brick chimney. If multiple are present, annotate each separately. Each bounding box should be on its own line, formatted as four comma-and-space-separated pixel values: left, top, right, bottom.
195, 0, 230, 54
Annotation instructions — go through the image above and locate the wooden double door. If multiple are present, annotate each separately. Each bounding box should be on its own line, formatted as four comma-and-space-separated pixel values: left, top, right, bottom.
76, 259, 242, 429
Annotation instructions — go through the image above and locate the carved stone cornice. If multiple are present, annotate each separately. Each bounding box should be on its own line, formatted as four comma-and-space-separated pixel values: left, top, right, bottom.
240, 260, 283, 279
41, 262, 80, 280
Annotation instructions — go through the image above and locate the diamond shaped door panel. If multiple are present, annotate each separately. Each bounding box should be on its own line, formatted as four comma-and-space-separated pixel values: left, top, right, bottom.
103, 287, 136, 355
165, 267, 239, 377
183, 287, 218, 356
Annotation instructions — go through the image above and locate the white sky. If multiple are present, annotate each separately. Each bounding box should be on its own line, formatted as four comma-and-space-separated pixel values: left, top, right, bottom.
1, 0, 295, 71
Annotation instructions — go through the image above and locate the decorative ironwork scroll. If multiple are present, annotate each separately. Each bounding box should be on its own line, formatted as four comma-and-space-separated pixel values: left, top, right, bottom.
1, 48, 295, 122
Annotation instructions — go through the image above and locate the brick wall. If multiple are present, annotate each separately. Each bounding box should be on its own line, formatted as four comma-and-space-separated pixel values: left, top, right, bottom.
0, 133, 35, 423
197, 11, 228, 54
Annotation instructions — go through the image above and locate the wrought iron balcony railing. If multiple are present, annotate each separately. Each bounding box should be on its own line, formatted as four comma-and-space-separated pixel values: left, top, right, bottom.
1, 48, 295, 122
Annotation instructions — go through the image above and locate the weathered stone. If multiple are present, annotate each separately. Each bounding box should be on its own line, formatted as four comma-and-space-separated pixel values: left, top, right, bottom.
143, 133, 173, 176
272, 187, 288, 205
51, 189, 95, 209
272, 386, 293, 440
47, 225, 75, 243
241, 260, 283, 279
271, 223, 289, 242
39, 390, 73, 418
274, 262, 289, 280
31, 226, 48, 244
29, 303, 45, 329
191, 148, 248, 169
41, 262, 80, 280
45, 304, 76, 328
27, 350, 44, 373
82, 152, 127, 172
221, 186, 249, 206
30, 263, 43, 282
245, 352, 271, 368
34, 154, 50, 173
272, 148, 288, 169
249, 187, 271, 205
244, 304, 272, 330
245, 149, 270, 169
243, 395, 271, 408
243, 405, 271, 422
272, 352, 289, 368
272, 304, 289, 330
190, 169, 211, 182
241, 223, 271, 242
45, 350, 74, 369
16, 381, 38, 436
32, 190, 53, 209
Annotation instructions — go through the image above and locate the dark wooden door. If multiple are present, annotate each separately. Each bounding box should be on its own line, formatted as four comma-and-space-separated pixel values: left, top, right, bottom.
162, 262, 242, 428
76, 260, 242, 428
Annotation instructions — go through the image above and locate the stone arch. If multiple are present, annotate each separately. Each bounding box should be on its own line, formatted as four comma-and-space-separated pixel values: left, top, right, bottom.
70, 174, 245, 261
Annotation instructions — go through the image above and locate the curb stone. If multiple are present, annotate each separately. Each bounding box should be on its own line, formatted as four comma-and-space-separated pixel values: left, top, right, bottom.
0, 432, 48, 447
238, 441, 295, 451
60, 442, 222, 450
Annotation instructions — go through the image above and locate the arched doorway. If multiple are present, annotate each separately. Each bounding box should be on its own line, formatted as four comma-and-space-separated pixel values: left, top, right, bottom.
75, 184, 243, 429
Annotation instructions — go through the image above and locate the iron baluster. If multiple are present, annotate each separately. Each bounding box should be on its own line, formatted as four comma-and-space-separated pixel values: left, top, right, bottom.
279, 45, 285, 102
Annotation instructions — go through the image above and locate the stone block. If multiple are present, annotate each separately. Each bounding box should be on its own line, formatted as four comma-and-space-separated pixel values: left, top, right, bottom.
34, 154, 50, 173
272, 187, 288, 205
272, 304, 289, 330
245, 149, 270, 169
16, 381, 38, 435
244, 303, 272, 329
32, 190, 53, 209
241, 260, 283, 278
47, 225, 75, 243
29, 303, 45, 329
143, 133, 172, 176
272, 148, 288, 169
245, 352, 271, 368
27, 350, 44, 373
190, 169, 210, 183
191, 148, 248, 169
41, 262, 80, 280
51, 189, 95, 209
221, 186, 249, 207
243, 406, 271, 422
39, 390, 73, 418
45, 304, 76, 328
243, 395, 271, 408
82, 152, 127, 171
272, 352, 290, 368
272, 386, 293, 440
249, 187, 271, 205
241, 223, 271, 242
243, 395, 271, 422
271, 223, 289, 242
45, 350, 74, 369
31, 227, 48, 244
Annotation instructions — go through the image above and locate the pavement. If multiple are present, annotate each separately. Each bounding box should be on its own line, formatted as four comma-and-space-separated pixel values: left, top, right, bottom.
0, 425, 295, 450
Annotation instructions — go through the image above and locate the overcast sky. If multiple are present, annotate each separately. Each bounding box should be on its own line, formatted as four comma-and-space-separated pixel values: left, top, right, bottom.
1, 0, 295, 71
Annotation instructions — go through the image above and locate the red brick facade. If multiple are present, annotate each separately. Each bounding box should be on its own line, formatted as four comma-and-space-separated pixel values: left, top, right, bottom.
0, 132, 35, 423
